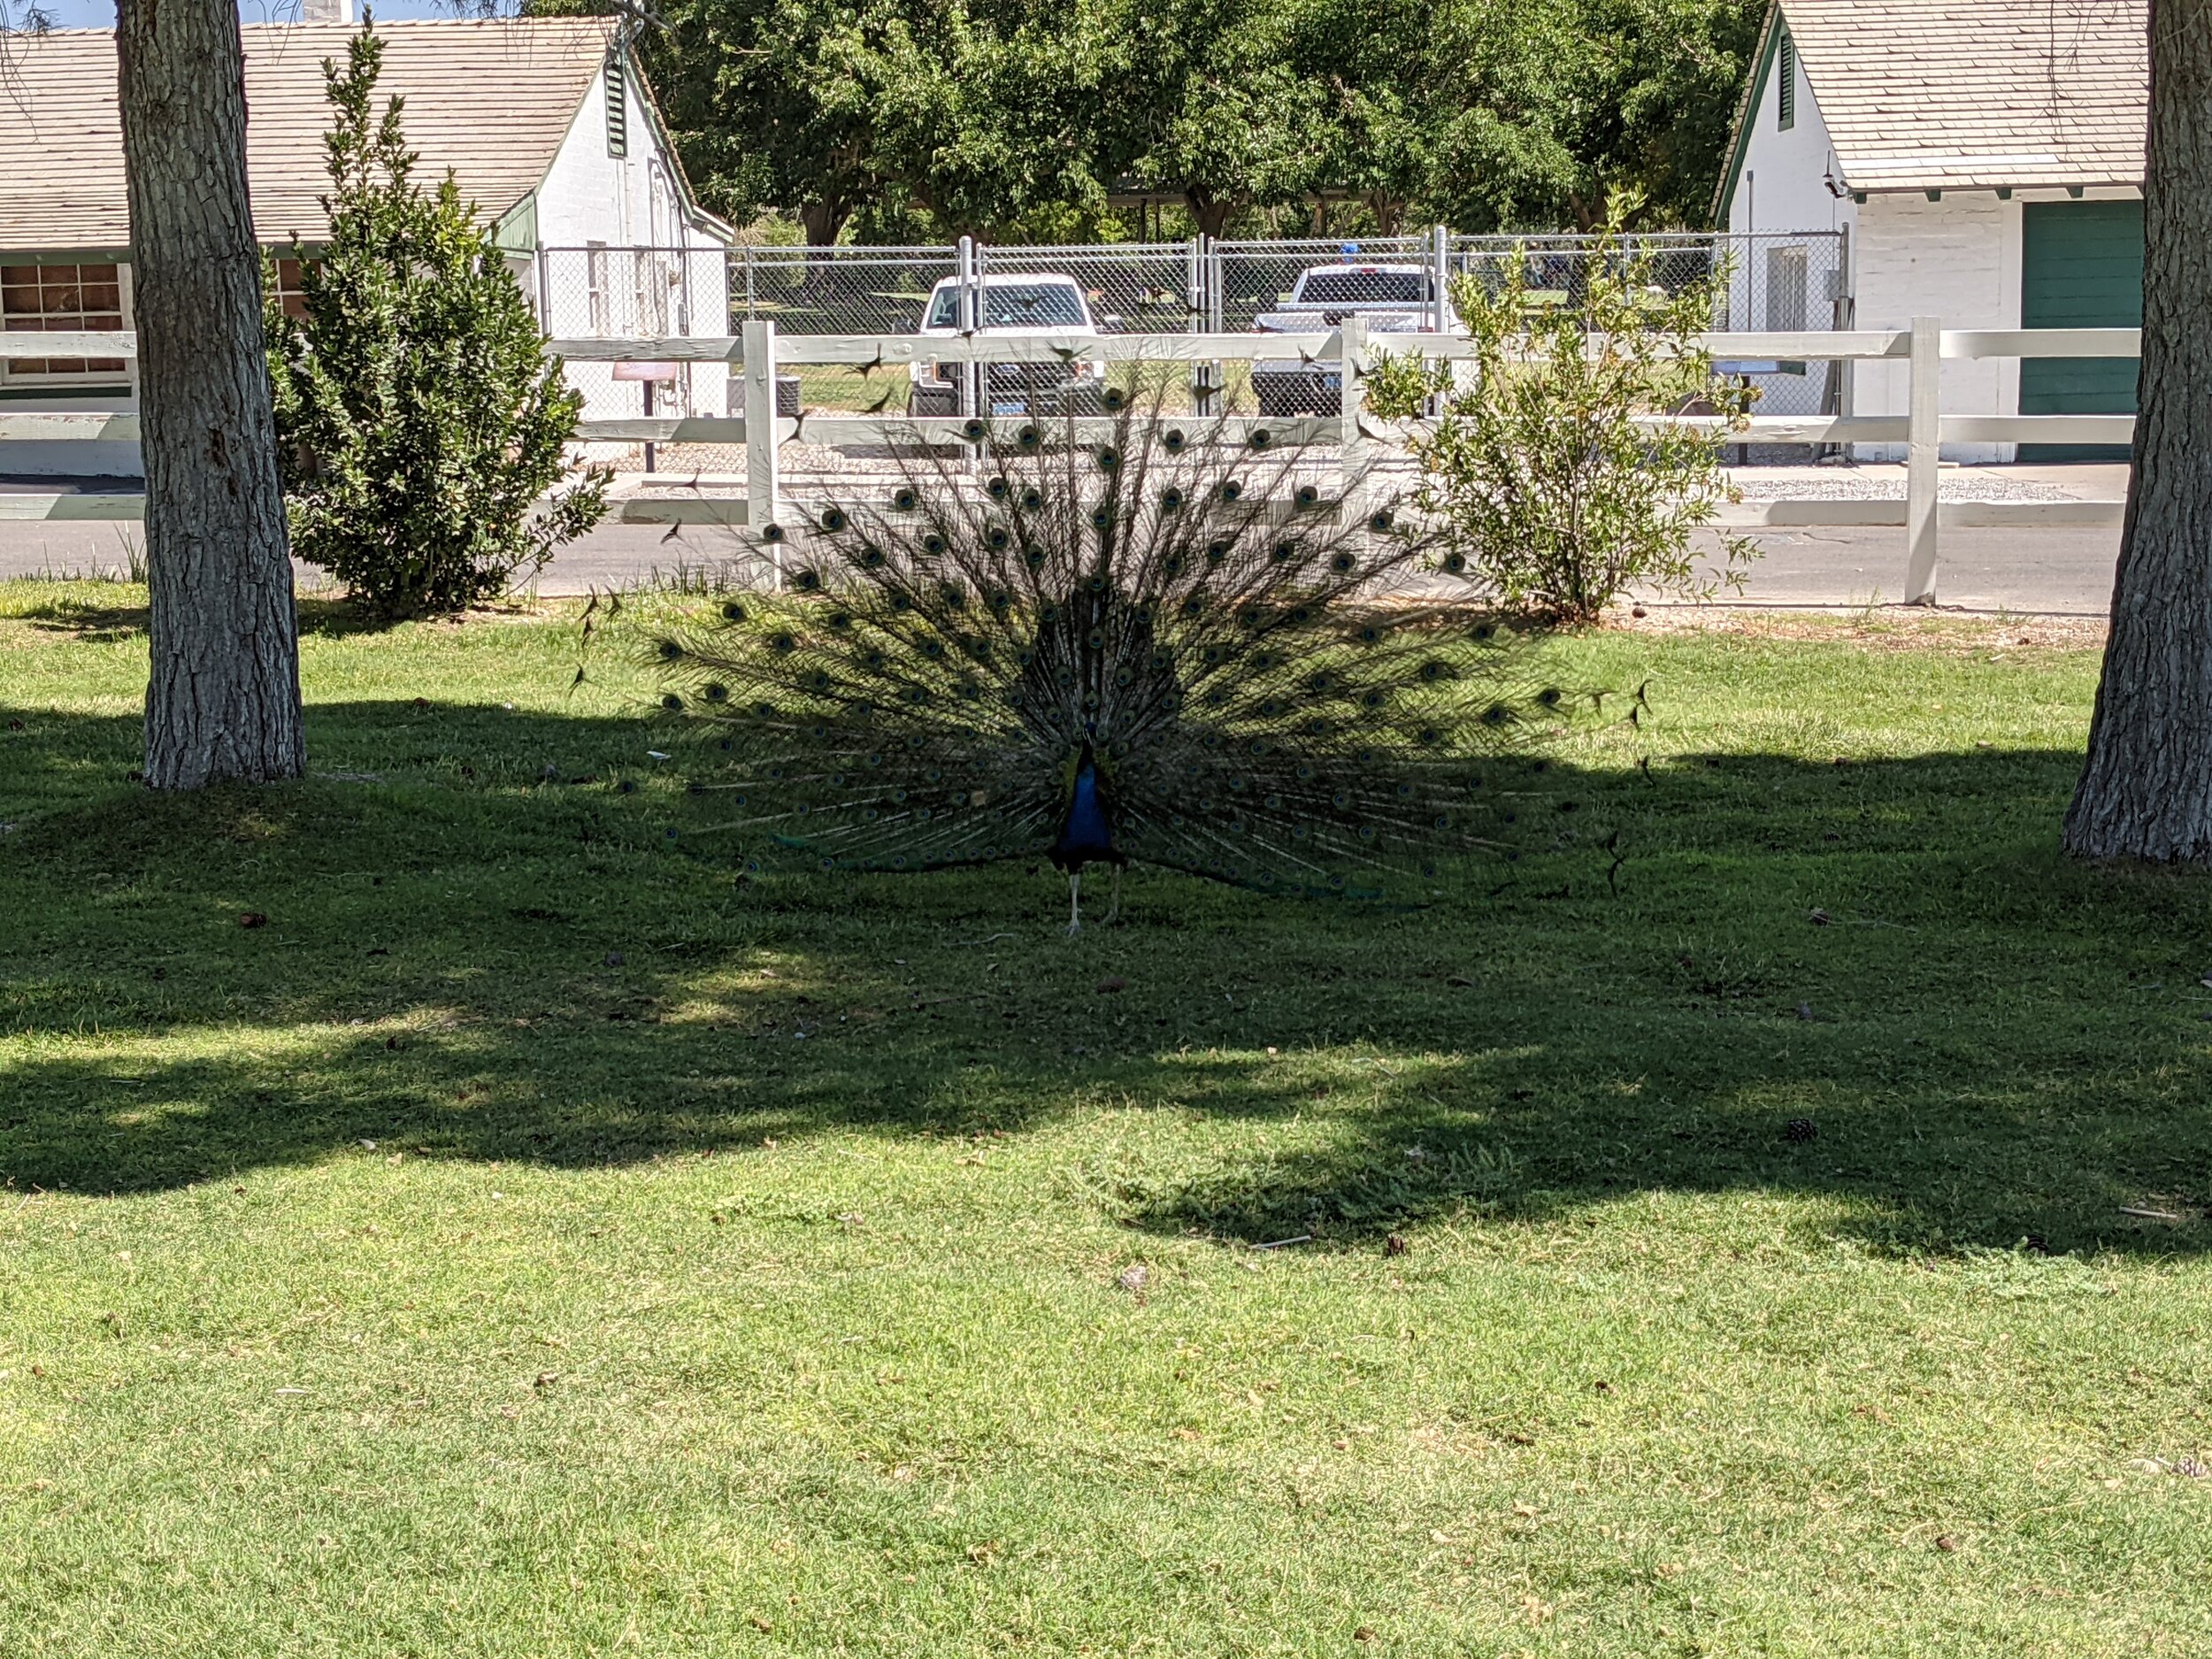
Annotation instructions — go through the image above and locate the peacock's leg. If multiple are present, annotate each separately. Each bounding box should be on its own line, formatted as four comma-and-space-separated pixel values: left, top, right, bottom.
1103, 864, 1122, 926
1066, 872, 1082, 936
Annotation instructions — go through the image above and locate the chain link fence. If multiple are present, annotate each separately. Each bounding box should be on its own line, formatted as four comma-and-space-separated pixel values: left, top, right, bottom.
545, 230, 1851, 457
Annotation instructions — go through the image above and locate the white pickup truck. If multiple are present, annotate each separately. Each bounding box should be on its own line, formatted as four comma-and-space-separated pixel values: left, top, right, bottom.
1249, 263, 1449, 416
909, 273, 1115, 417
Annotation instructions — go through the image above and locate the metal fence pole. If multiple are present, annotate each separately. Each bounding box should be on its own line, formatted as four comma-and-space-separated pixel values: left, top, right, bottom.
1212, 234, 1230, 416
956, 234, 979, 419
742, 319, 784, 588
1187, 234, 1207, 413
1903, 315, 1941, 605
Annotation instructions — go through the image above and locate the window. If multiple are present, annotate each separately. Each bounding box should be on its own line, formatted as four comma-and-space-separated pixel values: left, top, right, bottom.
1764, 246, 1809, 333
926, 282, 1089, 330
1778, 32, 1796, 131
605, 60, 628, 157
272, 257, 312, 321
1, 262, 127, 379
587, 242, 610, 334
1294, 270, 1432, 305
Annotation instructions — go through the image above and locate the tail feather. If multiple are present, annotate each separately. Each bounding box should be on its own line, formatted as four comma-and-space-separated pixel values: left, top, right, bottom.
651, 397, 1580, 888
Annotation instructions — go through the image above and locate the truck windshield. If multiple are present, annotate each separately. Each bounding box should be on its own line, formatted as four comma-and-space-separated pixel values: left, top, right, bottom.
926, 283, 1089, 329
1294, 271, 1432, 304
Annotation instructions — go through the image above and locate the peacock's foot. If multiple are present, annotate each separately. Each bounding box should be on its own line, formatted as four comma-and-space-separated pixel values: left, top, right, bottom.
1065, 919, 1082, 938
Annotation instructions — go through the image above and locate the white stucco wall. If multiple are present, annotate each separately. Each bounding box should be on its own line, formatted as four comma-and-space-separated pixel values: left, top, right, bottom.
1847, 185, 2140, 462
534, 57, 732, 429
1725, 33, 1855, 242
1849, 194, 2010, 462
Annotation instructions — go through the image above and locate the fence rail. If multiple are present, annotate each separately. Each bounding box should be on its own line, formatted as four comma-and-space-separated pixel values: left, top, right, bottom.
4, 318, 2139, 607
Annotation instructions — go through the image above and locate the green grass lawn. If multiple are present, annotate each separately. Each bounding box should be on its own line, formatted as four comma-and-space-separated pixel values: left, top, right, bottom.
2, 583, 2208, 1657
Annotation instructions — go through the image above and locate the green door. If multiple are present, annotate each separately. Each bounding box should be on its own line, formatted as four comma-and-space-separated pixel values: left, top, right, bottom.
2019, 199, 2143, 462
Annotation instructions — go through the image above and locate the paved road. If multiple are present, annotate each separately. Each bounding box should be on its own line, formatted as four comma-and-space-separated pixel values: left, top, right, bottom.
1, 499, 2123, 616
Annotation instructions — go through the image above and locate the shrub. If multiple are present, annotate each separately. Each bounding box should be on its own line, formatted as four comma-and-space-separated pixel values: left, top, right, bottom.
265, 20, 608, 618
1366, 193, 1756, 625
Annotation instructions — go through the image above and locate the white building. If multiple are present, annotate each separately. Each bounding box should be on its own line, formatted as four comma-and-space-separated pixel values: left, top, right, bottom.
0, 15, 733, 478
1716, 0, 2147, 462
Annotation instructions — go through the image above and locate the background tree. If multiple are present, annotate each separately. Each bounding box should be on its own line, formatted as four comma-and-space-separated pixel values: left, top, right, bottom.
611, 0, 1764, 242
2063, 0, 2212, 860
265, 23, 607, 619
116, 0, 306, 787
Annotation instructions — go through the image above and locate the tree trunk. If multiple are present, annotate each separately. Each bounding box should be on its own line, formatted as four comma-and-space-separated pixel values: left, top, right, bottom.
116, 0, 304, 789
1184, 188, 1235, 241
2063, 0, 2212, 858
799, 197, 849, 248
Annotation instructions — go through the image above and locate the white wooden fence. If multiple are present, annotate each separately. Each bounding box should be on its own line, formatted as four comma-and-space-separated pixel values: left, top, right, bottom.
3, 317, 2139, 607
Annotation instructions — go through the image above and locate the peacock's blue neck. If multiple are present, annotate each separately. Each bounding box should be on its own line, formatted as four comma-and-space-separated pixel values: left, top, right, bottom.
1054, 750, 1115, 867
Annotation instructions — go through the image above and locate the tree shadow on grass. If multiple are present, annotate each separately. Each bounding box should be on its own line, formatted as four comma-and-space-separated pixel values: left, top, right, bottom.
8, 589, 549, 643
3, 698, 2210, 1259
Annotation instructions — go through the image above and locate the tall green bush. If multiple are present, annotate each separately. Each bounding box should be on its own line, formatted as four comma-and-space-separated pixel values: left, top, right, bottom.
1367, 194, 1756, 625
265, 19, 607, 618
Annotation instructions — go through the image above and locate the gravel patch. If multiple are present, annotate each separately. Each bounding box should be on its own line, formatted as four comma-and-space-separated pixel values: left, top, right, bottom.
1727, 469, 2085, 503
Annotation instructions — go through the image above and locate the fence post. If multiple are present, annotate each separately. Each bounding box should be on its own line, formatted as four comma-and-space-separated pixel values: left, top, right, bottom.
742, 319, 784, 588
1428, 224, 1449, 334
956, 234, 979, 419
1339, 315, 1370, 530
1903, 314, 1941, 604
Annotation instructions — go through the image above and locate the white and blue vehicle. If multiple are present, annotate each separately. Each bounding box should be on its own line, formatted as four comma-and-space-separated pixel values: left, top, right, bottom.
1249, 260, 1453, 416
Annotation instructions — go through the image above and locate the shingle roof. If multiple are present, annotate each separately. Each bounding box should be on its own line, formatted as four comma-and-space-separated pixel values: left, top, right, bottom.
1786, 0, 2147, 192
0, 19, 618, 253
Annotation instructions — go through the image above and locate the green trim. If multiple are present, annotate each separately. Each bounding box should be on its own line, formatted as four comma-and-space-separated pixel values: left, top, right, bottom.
0, 249, 132, 267
1713, 4, 1786, 227
494, 194, 539, 254
0, 383, 133, 402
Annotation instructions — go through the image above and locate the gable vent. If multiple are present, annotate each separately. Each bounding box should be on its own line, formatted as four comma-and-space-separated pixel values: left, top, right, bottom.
606, 58, 629, 158
1778, 33, 1796, 131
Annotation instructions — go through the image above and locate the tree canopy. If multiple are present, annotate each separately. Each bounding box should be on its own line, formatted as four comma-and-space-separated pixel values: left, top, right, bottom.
575, 0, 1765, 243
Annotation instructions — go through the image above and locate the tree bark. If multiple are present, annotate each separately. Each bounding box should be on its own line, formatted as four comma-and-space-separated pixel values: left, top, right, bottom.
117, 0, 304, 789
2063, 0, 2212, 860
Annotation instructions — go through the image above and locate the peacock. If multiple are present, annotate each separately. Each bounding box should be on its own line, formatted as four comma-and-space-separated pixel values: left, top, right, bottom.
649, 403, 1580, 932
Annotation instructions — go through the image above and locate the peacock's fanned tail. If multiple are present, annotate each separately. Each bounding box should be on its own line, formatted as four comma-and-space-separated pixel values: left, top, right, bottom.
651, 404, 1577, 890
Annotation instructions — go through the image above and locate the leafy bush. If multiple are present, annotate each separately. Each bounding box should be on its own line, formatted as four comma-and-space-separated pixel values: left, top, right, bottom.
1367, 194, 1755, 625
265, 22, 607, 618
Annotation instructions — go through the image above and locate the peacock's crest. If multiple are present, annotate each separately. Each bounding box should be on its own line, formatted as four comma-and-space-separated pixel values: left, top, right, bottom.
650, 405, 1583, 925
